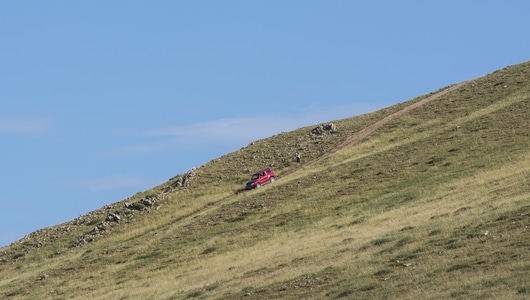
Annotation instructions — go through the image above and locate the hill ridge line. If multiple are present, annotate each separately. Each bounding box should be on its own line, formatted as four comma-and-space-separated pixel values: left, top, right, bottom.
301, 80, 472, 168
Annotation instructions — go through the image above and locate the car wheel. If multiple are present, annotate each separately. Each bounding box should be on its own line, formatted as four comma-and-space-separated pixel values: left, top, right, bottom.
256, 183, 261, 188
270, 177, 275, 183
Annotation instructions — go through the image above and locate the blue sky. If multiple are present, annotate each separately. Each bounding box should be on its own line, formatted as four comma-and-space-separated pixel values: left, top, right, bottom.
1, 1, 529, 247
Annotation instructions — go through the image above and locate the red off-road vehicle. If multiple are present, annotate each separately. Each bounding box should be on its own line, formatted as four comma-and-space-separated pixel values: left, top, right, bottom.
246, 168, 275, 189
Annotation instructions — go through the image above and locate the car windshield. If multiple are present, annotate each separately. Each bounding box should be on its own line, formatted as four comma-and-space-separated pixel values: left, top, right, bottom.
251, 174, 259, 180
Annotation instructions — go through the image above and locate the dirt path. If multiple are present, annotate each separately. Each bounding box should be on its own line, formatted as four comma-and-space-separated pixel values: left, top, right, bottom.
304, 80, 471, 167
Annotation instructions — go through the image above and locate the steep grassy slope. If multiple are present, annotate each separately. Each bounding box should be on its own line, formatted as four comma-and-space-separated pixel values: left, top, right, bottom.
1, 61, 529, 299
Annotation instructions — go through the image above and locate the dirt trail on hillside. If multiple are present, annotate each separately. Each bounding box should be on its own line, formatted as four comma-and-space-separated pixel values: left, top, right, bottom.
304, 80, 471, 167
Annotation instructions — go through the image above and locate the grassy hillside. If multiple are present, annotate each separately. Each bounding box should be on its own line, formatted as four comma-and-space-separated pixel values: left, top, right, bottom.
1, 61, 529, 299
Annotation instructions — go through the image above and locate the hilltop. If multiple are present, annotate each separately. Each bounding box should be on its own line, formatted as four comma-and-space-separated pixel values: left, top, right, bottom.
1, 61, 529, 299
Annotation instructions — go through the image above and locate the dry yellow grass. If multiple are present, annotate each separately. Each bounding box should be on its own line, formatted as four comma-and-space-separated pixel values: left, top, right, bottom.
2, 60, 530, 299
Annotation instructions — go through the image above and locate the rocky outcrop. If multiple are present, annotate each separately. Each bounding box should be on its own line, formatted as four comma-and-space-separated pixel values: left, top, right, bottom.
311, 123, 338, 136
164, 168, 196, 193
124, 194, 161, 211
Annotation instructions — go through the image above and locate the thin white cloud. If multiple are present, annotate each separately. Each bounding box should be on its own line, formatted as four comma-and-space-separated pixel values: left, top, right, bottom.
145, 102, 379, 142
103, 102, 382, 157
74, 175, 160, 192
0, 116, 52, 135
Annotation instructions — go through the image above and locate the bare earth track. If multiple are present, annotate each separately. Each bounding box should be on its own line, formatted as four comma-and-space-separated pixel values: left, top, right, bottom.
303, 80, 471, 167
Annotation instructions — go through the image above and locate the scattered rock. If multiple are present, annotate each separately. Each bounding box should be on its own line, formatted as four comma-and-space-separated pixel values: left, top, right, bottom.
38, 272, 48, 280
141, 198, 156, 206
106, 213, 120, 223
124, 202, 142, 210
